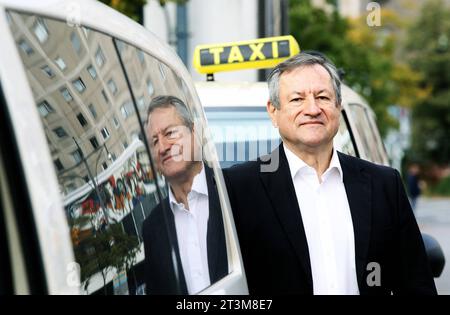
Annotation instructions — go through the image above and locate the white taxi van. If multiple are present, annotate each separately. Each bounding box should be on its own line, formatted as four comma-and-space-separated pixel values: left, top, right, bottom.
0, 0, 247, 294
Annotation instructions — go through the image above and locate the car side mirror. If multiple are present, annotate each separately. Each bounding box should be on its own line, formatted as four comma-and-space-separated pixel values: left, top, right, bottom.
422, 233, 445, 278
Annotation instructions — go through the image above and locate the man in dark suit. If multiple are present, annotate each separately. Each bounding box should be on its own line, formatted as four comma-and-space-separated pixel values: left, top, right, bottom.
142, 95, 227, 295
223, 52, 436, 295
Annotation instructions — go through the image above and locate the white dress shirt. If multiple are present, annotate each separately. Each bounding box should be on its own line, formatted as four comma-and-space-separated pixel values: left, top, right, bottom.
284, 144, 359, 295
168, 164, 211, 294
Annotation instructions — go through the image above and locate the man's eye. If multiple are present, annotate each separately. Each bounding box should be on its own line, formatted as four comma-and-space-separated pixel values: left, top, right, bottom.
290, 98, 301, 102
166, 129, 179, 138
318, 96, 329, 100
152, 138, 158, 146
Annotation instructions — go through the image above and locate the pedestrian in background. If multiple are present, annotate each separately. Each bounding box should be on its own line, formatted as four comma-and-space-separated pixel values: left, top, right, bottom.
407, 163, 422, 212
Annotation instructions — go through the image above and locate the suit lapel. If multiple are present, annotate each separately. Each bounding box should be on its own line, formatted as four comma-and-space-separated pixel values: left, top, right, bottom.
338, 152, 372, 291
259, 145, 313, 288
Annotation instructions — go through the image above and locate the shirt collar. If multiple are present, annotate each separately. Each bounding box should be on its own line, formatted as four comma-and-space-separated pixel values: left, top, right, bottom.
168, 163, 208, 211
283, 143, 344, 182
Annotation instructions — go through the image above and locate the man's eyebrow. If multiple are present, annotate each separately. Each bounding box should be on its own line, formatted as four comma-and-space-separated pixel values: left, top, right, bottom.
151, 124, 178, 138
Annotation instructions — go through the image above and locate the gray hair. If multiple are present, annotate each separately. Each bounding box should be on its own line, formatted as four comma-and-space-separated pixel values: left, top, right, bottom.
146, 95, 193, 130
267, 51, 342, 109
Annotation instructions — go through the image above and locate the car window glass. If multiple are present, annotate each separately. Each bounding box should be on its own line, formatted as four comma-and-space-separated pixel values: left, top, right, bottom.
204, 107, 280, 168
334, 113, 357, 157
8, 12, 175, 295
349, 103, 383, 164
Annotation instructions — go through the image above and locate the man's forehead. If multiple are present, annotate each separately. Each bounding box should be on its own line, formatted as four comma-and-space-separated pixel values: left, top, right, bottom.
280, 65, 333, 90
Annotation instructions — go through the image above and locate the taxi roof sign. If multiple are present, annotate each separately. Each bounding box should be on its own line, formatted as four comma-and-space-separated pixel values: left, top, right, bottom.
193, 35, 300, 75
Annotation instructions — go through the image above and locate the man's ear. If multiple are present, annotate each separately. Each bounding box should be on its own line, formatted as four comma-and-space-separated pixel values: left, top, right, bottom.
267, 100, 278, 128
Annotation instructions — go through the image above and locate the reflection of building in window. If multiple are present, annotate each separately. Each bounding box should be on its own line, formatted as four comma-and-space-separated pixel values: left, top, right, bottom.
53, 127, 68, 138
38, 100, 54, 117
41, 65, 54, 78
137, 49, 145, 64
87, 65, 97, 79
113, 116, 120, 129
60, 87, 73, 102
88, 104, 97, 119
77, 113, 88, 127
120, 101, 135, 119
96, 46, 106, 68
71, 32, 81, 54
18, 39, 34, 55
33, 18, 49, 43
101, 127, 110, 140
54, 159, 64, 172
108, 78, 118, 95
137, 96, 145, 110
146, 79, 154, 95
71, 149, 83, 164
55, 57, 66, 71
101, 89, 109, 104
90, 136, 100, 149
72, 77, 86, 93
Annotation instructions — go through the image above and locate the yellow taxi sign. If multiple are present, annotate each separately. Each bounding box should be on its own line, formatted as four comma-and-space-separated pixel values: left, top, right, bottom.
193, 35, 300, 74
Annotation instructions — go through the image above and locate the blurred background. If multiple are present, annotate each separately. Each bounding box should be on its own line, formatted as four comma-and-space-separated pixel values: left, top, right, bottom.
99, 0, 450, 293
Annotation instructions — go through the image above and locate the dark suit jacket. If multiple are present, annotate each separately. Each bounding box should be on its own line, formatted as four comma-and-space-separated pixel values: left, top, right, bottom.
223, 145, 437, 295
142, 166, 228, 294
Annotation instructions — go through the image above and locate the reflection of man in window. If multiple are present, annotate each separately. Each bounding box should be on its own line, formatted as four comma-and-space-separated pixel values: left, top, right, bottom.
142, 95, 228, 294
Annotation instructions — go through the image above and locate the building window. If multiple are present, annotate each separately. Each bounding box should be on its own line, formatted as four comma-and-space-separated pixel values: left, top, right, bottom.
54, 159, 64, 172
101, 127, 110, 140
107, 79, 118, 95
137, 96, 145, 110
122, 141, 128, 149
71, 149, 83, 164
53, 127, 68, 138
82, 26, 90, 38
87, 65, 97, 79
101, 89, 109, 104
95, 47, 105, 68
33, 18, 49, 43
60, 88, 73, 102
71, 32, 81, 54
76, 113, 88, 127
37, 100, 54, 117
120, 101, 135, 119
88, 104, 97, 120
41, 65, 54, 78
102, 162, 108, 171
18, 39, 33, 55
72, 78, 86, 93
146, 79, 154, 96
158, 62, 166, 80
55, 57, 66, 70
137, 49, 145, 64
89, 136, 99, 149
112, 116, 120, 129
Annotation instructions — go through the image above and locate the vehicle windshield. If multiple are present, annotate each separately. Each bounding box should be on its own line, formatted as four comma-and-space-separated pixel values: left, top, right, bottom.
204, 107, 280, 168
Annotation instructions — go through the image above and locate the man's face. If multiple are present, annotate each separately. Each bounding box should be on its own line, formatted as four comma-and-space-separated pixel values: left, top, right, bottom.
268, 64, 341, 153
146, 106, 196, 181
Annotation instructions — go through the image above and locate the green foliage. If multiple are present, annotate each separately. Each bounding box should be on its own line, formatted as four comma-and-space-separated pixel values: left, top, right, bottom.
428, 176, 450, 196
72, 218, 140, 293
405, 0, 450, 164
99, 0, 147, 22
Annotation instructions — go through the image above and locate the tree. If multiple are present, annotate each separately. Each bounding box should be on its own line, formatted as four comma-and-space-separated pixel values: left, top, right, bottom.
405, 0, 450, 165
99, 0, 148, 22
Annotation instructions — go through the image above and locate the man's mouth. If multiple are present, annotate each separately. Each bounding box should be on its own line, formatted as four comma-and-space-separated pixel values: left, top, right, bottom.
300, 121, 323, 126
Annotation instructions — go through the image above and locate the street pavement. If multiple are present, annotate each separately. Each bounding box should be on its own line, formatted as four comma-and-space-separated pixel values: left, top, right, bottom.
415, 197, 450, 295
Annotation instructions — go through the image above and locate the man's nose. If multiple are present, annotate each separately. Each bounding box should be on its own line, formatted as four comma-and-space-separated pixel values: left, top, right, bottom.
303, 96, 321, 116
158, 136, 171, 155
